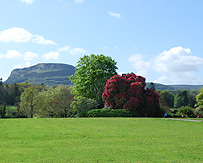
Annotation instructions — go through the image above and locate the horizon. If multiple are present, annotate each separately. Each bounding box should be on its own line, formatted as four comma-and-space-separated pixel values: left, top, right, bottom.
4, 62, 203, 86
1, 0, 203, 85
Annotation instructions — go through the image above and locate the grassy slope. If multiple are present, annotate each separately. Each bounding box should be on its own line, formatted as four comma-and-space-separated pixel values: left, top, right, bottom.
0, 118, 202, 163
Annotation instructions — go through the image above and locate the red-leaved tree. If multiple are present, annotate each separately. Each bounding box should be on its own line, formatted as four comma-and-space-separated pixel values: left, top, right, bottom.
102, 73, 160, 116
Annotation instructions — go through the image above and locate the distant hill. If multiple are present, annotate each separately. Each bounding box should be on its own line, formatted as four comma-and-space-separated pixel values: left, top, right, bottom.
146, 83, 203, 91
5, 63, 76, 86
4, 64, 203, 90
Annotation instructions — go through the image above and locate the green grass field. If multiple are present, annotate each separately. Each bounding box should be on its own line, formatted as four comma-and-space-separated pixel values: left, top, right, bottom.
0, 118, 202, 163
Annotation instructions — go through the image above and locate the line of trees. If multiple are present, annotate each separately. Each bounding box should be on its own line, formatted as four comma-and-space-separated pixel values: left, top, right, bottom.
1, 54, 203, 118
157, 89, 203, 117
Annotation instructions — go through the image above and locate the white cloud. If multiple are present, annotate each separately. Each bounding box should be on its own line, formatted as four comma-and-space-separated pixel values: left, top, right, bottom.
43, 51, 60, 60
0, 27, 56, 45
69, 47, 87, 55
128, 46, 203, 84
74, 0, 84, 4
33, 35, 57, 45
24, 51, 38, 61
58, 46, 70, 52
58, 46, 87, 55
154, 46, 203, 73
108, 11, 121, 19
25, 61, 31, 67
0, 50, 39, 60
154, 72, 202, 85
0, 27, 33, 42
128, 54, 150, 76
20, 0, 35, 5
6, 50, 23, 59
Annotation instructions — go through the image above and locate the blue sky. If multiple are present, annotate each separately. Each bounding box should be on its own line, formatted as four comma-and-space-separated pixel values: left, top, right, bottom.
0, 0, 203, 85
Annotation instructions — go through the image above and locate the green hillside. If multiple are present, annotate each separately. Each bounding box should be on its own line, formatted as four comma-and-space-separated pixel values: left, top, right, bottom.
5, 63, 75, 86
146, 82, 203, 90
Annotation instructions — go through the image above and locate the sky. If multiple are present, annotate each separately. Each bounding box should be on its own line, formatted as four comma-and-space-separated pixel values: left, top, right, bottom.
0, 0, 203, 85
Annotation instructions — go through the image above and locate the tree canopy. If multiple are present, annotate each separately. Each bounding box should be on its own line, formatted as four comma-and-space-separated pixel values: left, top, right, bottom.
159, 90, 174, 108
70, 54, 117, 107
102, 73, 160, 117
174, 90, 188, 108
196, 87, 203, 107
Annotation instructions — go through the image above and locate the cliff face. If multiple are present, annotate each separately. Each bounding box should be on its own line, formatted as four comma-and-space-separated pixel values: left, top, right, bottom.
5, 63, 76, 86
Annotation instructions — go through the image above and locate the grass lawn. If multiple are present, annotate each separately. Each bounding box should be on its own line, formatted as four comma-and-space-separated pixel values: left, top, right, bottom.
0, 118, 202, 162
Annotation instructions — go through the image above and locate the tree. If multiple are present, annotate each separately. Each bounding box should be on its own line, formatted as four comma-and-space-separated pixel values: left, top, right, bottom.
196, 87, 203, 107
177, 106, 194, 118
19, 87, 38, 118
187, 91, 196, 108
70, 97, 98, 117
34, 85, 74, 118
149, 82, 156, 90
0, 78, 2, 85
159, 90, 174, 108
102, 73, 160, 117
70, 54, 117, 107
174, 90, 188, 108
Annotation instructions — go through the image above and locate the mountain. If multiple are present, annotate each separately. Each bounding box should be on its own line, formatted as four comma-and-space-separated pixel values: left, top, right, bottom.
5, 64, 203, 90
146, 82, 203, 91
5, 63, 76, 86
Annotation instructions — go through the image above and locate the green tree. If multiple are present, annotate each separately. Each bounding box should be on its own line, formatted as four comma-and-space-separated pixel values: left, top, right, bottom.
70, 54, 117, 107
196, 87, 203, 107
19, 87, 38, 118
70, 97, 98, 117
159, 90, 174, 108
34, 85, 74, 118
0, 81, 7, 118
177, 106, 194, 118
174, 90, 188, 108
187, 91, 196, 108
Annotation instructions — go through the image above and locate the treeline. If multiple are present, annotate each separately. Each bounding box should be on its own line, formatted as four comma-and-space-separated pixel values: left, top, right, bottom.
1, 54, 203, 118
158, 89, 203, 117
0, 81, 76, 118
0, 80, 203, 118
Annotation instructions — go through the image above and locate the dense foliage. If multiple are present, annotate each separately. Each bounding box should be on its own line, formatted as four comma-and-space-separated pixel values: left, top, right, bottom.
159, 90, 174, 108
70, 97, 98, 117
194, 106, 203, 117
174, 90, 188, 108
177, 106, 195, 118
70, 54, 117, 107
86, 108, 133, 117
196, 87, 203, 107
19, 85, 74, 118
102, 73, 160, 117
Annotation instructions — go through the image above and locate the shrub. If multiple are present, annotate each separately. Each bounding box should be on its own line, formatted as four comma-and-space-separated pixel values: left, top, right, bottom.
86, 108, 136, 117
102, 73, 160, 117
70, 97, 98, 117
177, 106, 195, 118
0, 105, 18, 118
194, 106, 203, 118
0, 105, 6, 118
167, 112, 182, 118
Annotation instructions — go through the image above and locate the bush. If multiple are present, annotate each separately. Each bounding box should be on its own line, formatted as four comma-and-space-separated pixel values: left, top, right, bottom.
167, 112, 182, 118
0, 105, 6, 118
177, 106, 195, 118
0, 105, 18, 118
155, 105, 170, 117
86, 108, 136, 117
70, 97, 98, 117
194, 106, 203, 118
102, 73, 160, 117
